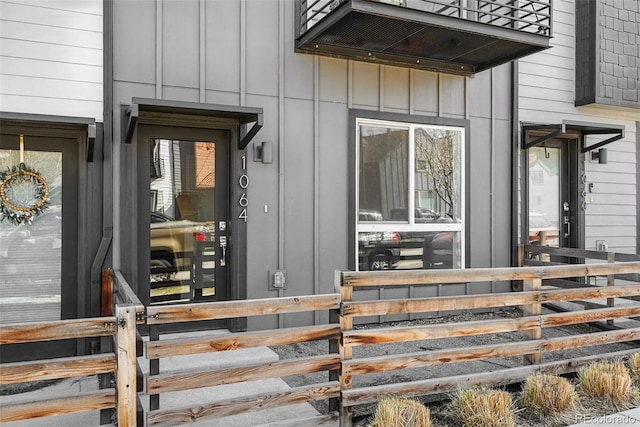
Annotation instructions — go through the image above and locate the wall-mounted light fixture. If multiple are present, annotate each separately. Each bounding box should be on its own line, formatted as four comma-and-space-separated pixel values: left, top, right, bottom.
254, 141, 273, 164
591, 148, 607, 164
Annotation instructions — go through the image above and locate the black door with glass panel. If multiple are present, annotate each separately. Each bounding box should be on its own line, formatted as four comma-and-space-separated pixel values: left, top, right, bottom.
138, 127, 230, 307
527, 140, 581, 252
0, 132, 79, 362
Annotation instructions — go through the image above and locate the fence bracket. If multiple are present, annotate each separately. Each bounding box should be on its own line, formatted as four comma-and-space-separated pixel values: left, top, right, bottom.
104, 319, 127, 329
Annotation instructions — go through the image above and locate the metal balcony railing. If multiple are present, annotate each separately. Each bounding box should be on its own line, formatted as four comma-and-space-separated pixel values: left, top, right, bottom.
298, 0, 552, 37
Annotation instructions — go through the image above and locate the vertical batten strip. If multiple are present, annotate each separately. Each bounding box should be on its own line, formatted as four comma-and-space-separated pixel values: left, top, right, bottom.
199, 0, 205, 103
379, 65, 384, 112
240, 0, 246, 106
277, 0, 286, 328
348, 61, 353, 109
155, 0, 163, 99
437, 73, 442, 117
409, 68, 415, 115
314, 56, 321, 324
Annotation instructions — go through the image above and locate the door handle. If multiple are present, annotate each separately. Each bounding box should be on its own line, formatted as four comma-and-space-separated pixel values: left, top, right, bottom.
219, 236, 227, 267
564, 216, 570, 238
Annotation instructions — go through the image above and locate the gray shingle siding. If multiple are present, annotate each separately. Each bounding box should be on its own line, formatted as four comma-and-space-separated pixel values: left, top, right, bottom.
575, 0, 640, 108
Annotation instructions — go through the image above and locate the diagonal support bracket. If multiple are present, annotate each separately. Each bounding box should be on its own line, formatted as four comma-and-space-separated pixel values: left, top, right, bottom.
521, 123, 565, 150
121, 104, 139, 144
239, 112, 263, 150
581, 133, 624, 153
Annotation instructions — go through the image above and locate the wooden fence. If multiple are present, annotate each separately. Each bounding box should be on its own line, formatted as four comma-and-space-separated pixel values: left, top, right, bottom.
335, 259, 640, 425
2, 257, 640, 426
0, 269, 143, 426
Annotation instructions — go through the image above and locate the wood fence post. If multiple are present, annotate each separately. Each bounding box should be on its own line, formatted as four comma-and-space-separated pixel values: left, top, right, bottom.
116, 305, 138, 427
337, 271, 353, 427
523, 278, 542, 365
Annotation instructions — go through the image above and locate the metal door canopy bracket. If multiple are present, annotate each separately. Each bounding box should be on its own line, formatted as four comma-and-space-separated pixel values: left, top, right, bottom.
521, 120, 625, 152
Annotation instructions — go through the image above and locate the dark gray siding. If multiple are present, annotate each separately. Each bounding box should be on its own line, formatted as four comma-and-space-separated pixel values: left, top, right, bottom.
110, 0, 513, 330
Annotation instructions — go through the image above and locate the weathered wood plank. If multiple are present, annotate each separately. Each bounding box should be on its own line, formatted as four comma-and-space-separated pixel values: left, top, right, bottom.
146, 382, 340, 426
147, 354, 341, 394
343, 317, 539, 346
343, 340, 540, 375
341, 349, 640, 406
340, 262, 640, 287
0, 317, 116, 344
146, 294, 341, 324
542, 306, 640, 328
113, 270, 144, 308
116, 306, 137, 427
0, 354, 116, 385
342, 284, 640, 317
101, 269, 114, 316
0, 390, 116, 422
146, 325, 340, 359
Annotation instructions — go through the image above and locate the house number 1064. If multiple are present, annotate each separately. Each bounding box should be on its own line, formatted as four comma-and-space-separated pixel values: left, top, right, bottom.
239, 156, 248, 222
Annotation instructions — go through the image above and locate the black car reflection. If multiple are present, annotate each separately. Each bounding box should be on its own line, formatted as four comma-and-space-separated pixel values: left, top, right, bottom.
358, 208, 456, 271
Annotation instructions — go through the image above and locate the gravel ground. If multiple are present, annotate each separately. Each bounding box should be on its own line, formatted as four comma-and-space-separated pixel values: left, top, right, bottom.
270, 307, 640, 426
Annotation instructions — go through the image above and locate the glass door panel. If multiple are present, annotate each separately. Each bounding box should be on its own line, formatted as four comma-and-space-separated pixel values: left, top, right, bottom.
528, 146, 560, 248
149, 140, 222, 304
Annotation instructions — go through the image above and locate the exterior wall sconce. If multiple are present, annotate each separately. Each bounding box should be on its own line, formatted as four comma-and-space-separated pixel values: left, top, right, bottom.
591, 148, 607, 164
254, 141, 273, 164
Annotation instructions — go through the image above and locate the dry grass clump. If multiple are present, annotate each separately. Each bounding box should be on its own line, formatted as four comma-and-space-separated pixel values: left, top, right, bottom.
579, 361, 632, 403
452, 387, 515, 427
370, 396, 431, 427
521, 373, 579, 416
628, 352, 640, 383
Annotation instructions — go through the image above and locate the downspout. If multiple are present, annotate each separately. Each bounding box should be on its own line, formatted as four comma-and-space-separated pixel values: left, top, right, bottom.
277, 0, 285, 328
90, 0, 114, 312
511, 60, 520, 272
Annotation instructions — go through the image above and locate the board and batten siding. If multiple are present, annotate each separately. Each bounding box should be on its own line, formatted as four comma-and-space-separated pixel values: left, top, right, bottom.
518, 0, 638, 255
111, 0, 514, 329
0, 0, 103, 120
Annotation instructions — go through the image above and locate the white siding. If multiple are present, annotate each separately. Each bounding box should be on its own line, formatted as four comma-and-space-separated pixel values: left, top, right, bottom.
0, 0, 103, 120
518, 0, 638, 254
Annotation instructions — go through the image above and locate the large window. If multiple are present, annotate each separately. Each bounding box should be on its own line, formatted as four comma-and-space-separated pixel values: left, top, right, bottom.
356, 118, 465, 271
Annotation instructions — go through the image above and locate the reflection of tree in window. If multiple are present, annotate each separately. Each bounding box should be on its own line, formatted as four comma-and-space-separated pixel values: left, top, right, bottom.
415, 128, 460, 218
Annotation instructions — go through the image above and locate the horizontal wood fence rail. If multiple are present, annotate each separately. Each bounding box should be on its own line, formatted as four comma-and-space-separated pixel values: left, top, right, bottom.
145, 293, 340, 324
336, 260, 640, 425
144, 293, 342, 426
0, 318, 116, 344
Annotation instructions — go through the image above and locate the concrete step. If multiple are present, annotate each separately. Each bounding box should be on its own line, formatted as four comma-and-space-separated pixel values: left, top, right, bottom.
140, 330, 322, 426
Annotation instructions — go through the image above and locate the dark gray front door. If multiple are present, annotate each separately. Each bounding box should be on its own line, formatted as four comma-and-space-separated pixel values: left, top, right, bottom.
137, 127, 231, 307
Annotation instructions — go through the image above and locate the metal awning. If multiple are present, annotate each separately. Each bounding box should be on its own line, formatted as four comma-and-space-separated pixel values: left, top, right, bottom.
521, 120, 625, 152
122, 98, 263, 149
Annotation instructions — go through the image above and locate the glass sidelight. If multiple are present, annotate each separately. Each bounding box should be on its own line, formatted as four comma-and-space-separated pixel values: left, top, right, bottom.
148, 139, 228, 304
0, 149, 63, 323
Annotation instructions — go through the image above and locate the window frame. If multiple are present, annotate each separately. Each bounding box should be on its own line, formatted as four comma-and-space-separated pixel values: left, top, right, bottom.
353, 116, 467, 271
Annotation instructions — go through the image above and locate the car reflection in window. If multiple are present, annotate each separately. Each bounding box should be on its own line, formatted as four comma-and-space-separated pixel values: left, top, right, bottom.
358, 209, 455, 271
149, 211, 215, 302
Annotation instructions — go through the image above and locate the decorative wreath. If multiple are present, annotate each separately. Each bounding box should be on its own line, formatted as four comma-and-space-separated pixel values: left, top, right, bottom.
0, 163, 50, 225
